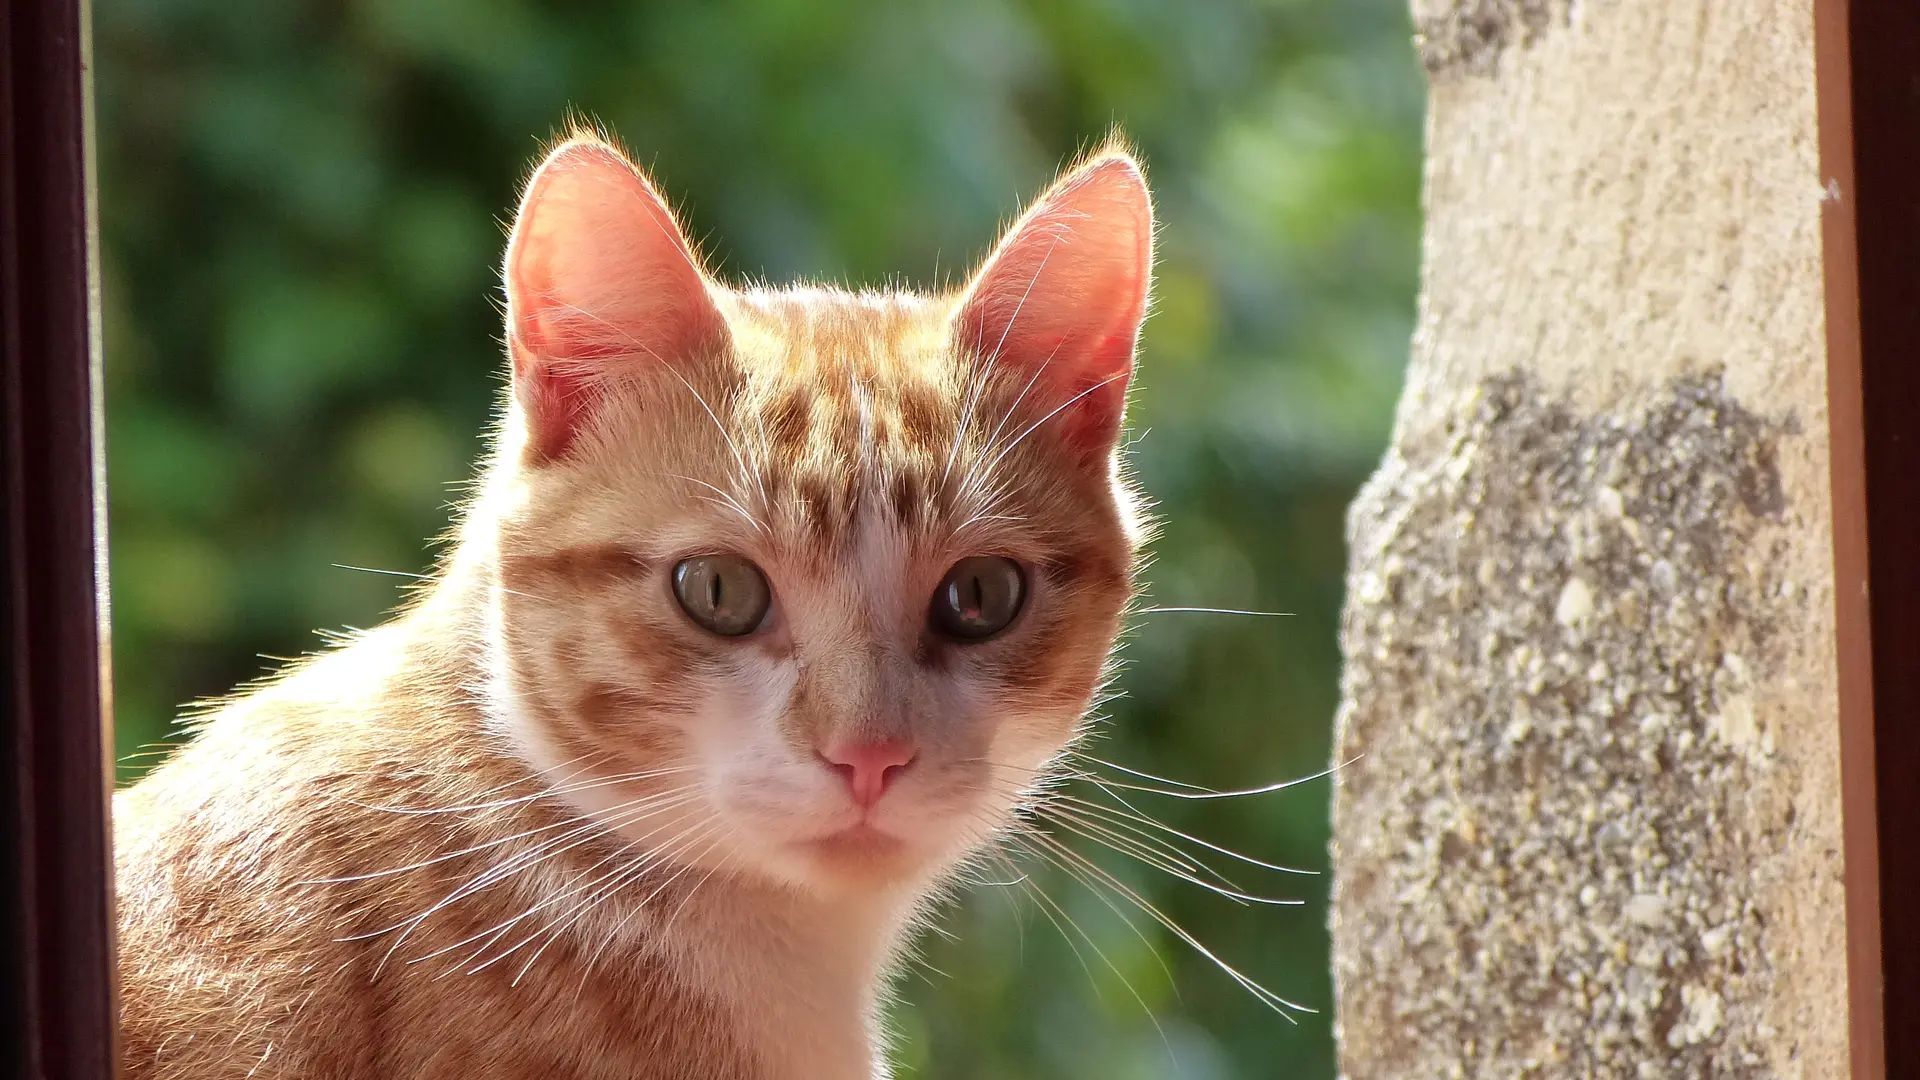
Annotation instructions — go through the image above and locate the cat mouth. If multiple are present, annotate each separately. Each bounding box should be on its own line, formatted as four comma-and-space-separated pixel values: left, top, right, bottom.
805, 822, 907, 861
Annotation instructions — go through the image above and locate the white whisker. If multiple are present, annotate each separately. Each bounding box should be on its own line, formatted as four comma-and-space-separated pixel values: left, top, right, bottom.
1022, 831, 1315, 1020
1077, 756, 1357, 803
942, 239, 1059, 490
1041, 805, 1303, 905
976, 369, 1131, 479
403, 792, 704, 976
1132, 606, 1294, 617
1005, 833, 1181, 1064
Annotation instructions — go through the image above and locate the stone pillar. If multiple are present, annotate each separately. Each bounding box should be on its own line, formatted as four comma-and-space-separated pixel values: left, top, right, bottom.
1330, 2, 1850, 1077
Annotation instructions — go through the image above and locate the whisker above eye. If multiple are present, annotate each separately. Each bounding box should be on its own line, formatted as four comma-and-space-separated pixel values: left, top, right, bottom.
1130, 605, 1295, 618
973, 368, 1131, 480
330, 561, 553, 606
656, 358, 770, 522
331, 562, 433, 581
668, 473, 769, 537
942, 240, 1058, 492
972, 335, 1071, 494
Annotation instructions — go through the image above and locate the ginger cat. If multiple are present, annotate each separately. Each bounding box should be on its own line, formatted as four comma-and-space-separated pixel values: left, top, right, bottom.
114, 130, 1153, 1080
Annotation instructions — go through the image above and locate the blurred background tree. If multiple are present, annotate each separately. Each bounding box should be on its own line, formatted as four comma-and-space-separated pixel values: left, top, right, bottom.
97, 0, 1421, 1075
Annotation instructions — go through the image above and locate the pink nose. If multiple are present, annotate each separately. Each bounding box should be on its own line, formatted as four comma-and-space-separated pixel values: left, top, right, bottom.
820, 740, 916, 808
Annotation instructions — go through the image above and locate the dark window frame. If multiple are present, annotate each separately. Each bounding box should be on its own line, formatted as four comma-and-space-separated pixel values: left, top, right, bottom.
1817, 1, 1920, 1079
1, 0, 118, 1077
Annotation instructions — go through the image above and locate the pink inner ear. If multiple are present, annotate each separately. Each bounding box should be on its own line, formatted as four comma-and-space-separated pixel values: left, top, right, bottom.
954, 154, 1154, 453
504, 139, 726, 460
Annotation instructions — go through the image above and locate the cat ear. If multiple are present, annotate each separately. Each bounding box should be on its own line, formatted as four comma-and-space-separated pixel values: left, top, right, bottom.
953, 149, 1153, 456
504, 138, 727, 460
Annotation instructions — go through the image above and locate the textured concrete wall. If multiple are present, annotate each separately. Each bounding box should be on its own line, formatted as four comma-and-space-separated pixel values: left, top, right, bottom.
1330, 2, 1848, 1077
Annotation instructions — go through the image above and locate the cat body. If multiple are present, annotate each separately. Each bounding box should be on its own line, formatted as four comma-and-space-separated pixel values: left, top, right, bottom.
115, 132, 1154, 1080
116, 590, 876, 1080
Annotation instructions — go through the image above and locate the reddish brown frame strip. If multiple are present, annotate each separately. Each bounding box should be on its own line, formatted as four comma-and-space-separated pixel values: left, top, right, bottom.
1816, 0, 1920, 1077
0, 0, 117, 1077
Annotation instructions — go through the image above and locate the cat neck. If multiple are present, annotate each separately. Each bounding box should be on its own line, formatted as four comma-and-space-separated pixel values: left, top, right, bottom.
644, 869, 911, 1080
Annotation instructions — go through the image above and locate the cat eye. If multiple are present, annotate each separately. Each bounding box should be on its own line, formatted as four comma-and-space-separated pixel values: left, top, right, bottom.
672, 554, 772, 637
929, 556, 1027, 642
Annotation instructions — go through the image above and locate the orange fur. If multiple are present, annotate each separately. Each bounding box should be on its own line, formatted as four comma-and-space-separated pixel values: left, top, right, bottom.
116, 131, 1155, 1080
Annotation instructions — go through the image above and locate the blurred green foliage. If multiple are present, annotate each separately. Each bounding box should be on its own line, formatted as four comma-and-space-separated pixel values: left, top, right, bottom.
98, 0, 1422, 1076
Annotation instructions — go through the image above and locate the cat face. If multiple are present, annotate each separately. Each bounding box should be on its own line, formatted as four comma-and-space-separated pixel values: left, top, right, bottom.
482, 135, 1152, 898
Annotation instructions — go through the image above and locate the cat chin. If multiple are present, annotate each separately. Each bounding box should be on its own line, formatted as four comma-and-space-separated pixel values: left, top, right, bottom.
709, 806, 969, 896
781, 834, 934, 895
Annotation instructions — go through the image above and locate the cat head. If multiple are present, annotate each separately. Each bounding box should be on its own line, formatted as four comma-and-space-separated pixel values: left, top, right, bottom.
480, 132, 1153, 900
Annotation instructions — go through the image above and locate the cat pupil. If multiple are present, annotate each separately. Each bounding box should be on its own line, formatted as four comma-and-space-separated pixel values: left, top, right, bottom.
672, 554, 771, 637
931, 556, 1025, 642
